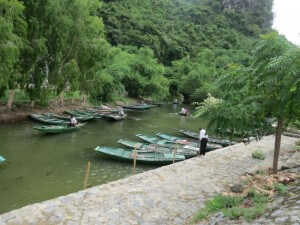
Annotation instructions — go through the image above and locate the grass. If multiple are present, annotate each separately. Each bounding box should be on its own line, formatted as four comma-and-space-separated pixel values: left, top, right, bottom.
273, 183, 287, 194
252, 150, 265, 160
191, 190, 268, 223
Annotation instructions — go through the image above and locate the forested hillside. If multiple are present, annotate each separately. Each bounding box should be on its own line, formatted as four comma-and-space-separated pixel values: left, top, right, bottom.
0, 0, 273, 106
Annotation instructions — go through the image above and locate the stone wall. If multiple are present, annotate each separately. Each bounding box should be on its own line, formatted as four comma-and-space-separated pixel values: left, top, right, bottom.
0, 135, 298, 225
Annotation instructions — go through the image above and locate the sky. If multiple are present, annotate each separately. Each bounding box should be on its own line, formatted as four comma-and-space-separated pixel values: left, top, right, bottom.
272, 0, 300, 45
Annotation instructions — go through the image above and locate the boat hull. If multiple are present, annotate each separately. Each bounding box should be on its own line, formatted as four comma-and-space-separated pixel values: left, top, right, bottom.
95, 146, 186, 165
33, 123, 86, 134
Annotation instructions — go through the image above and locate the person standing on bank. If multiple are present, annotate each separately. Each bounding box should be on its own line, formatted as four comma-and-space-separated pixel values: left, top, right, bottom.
199, 127, 208, 155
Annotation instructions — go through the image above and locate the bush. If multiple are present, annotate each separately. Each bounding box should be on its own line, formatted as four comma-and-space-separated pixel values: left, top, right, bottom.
252, 150, 265, 160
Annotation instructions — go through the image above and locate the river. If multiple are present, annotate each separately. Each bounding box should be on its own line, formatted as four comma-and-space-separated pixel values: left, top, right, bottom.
0, 104, 207, 213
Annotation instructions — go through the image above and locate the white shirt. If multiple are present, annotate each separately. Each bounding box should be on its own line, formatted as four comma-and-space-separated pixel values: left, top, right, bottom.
71, 117, 77, 124
199, 129, 208, 140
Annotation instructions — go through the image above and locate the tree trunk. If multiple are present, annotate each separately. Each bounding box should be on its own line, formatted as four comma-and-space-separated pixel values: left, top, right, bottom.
273, 118, 283, 174
30, 100, 35, 107
59, 91, 64, 105
6, 90, 16, 110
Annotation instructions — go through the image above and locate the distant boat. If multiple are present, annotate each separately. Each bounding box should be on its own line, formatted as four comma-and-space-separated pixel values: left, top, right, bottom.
118, 139, 197, 158
33, 123, 86, 134
123, 104, 155, 110
95, 146, 186, 165
0, 155, 5, 163
179, 130, 237, 147
30, 114, 69, 125
179, 112, 187, 116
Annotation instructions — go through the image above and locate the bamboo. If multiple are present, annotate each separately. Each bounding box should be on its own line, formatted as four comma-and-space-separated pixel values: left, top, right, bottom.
133, 145, 137, 174
83, 162, 91, 189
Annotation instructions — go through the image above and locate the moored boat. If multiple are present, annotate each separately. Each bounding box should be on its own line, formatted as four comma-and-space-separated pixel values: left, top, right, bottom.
124, 104, 155, 110
44, 113, 94, 122
118, 139, 198, 158
156, 133, 222, 151
30, 114, 69, 125
101, 113, 127, 121
95, 146, 186, 165
33, 123, 86, 134
179, 130, 237, 147
136, 134, 173, 146
0, 155, 5, 163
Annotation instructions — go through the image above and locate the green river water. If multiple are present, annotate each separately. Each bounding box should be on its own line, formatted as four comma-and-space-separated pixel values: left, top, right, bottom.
0, 104, 207, 214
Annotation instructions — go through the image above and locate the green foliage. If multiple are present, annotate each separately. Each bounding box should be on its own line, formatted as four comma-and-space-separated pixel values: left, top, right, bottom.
196, 33, 300, 141
0, 0, 26, 97
100, 0, 272, 65
0, 0, 275, 105
274, 183, 287, 194
192, 192, 267, 223
252, 150, 265, 160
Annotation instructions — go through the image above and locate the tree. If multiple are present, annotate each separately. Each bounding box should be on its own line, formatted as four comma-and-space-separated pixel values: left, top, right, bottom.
196, 32, 300, 173
0, 0, 26, 109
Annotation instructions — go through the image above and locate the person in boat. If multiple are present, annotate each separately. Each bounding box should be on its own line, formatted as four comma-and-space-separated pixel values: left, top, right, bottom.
69, 115, 78, 126
119, 108, 125, 116
180, 108, 187, 115
199, 127, 208, 156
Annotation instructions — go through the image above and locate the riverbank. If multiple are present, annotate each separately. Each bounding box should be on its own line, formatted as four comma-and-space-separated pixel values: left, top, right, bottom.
0, 135, 298, 225
0, 99, 91, 124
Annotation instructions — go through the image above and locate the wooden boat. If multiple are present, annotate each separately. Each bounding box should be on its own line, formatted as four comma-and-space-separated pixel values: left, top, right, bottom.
179, 130, 237, 147
30, 114, 69, 125
157, 133, 222, 151
0, 155, 5, 163
123, 104, 154, 110
136, 134, 202, 151
33, 123, 86, 134
156, 133, 199, 147
136, 134, 173, 146
179, 112, 188, 116
118, 139, 197, 158
95, 146, 186, 165
44, 113, 94, 122
101, 113, 127, 121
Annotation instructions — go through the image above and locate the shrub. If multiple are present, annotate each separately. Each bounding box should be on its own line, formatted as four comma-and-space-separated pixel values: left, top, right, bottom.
252, 150, 265, 160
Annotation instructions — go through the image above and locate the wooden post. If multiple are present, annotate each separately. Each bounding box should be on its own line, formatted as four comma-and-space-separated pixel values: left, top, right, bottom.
83, 162, 91, 189
133, 145, 138, 174
173, 143, 177, 164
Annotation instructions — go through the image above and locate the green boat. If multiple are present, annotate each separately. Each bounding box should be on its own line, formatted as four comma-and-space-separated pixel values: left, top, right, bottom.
95, 146, 186, 165
157, 133, 222, 151
0, 155, 5, 163
118, 139, 197, 158
44, 113, 94, 122
124, 104, 154, 110
30, 114, 69, 125
33, 123, 86, 134
179, 130, 237, 147
136, 134, 173, 146
102, 113, 127, 121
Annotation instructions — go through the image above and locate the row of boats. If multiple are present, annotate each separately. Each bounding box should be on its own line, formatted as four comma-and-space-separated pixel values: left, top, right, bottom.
30, 103, 159, 134
94, 130, 237, 165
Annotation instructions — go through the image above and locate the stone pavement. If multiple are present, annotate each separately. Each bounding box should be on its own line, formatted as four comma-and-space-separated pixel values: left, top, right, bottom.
0, 135, 298, 225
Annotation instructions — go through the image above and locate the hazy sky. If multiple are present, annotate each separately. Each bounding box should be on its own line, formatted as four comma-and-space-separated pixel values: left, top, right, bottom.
272, 0, 300, 45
